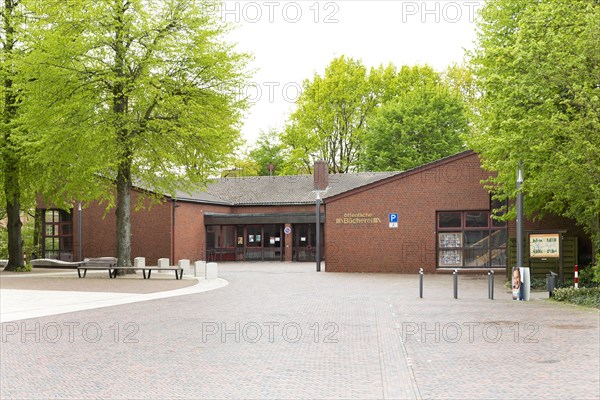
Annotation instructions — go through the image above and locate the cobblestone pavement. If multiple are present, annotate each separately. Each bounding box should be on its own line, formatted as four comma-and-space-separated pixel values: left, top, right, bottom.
0, 269, 196, 293
1, 263, 599, 399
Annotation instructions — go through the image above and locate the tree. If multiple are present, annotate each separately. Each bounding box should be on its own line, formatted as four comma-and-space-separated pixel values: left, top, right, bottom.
363, 67, 468, 171
247, 130, 285, 176
444, 63, 477, 105
1, 0, 32, 270
467, 0, 600, 277
21, 0, 249, 272
280, 56, 381, 173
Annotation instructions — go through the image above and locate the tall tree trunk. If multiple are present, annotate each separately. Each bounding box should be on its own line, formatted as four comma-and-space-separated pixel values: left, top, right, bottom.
112, 0, 133, 275
4, 172, 23, 271
115, 159, 133, 274
32, 208, 43, 259
2, 0, 23, 271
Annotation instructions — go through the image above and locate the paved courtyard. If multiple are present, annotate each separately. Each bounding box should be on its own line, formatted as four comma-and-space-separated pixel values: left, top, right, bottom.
1, 263, 599, 399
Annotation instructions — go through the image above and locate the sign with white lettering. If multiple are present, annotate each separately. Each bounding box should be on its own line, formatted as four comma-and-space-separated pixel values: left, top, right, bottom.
389, 213, 398, 228
335, 213, 382, 225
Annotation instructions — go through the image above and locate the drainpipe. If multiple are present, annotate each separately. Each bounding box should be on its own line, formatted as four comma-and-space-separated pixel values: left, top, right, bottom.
316, 191, 321, 272
172, 198, 176, 264
78, 202, 82, 261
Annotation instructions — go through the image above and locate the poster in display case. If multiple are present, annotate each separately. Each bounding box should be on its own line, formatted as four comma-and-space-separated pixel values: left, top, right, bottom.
439, 232, 462, 248
438, 232, 462, 266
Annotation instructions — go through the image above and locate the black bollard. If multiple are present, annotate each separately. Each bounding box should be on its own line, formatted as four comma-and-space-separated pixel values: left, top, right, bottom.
419, 268, 424, 298
453, 269, 458, 299
488, 270, 495, 300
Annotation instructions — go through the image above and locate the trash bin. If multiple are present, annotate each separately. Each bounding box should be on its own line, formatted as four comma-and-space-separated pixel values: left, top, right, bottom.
546, 272, 558, 297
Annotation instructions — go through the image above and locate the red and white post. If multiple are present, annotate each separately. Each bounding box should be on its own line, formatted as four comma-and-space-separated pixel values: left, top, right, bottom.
574, 264, 579, 289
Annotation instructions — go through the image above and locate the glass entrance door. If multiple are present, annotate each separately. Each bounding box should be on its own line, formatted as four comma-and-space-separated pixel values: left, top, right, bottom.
245, 225, 263, 261
263, 224, 283, 261
292, 223, 323, 261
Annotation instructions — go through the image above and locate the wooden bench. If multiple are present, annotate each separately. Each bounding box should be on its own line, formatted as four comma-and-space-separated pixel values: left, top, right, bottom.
138, 267, 183, 280
101, 266, 183, 280
31, 259, 85, 269
76, 257, 118, 278
30, 256, 184, 280
129, 257, 184, 280
78, 266, 183, 279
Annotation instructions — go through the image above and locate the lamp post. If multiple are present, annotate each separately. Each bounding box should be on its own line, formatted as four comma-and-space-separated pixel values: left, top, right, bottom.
316, 190, 321, 272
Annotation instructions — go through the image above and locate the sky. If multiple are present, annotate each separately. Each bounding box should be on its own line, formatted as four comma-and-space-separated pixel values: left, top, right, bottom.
215, 0, 485, 147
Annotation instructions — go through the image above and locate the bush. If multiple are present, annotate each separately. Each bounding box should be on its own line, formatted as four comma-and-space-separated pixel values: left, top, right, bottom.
0, 226, 7, 259
578, 265, 599, 288
15, 264, 32, 272
530, 277, 547, 290
505, 277, 567, 290
552, 287, 600, 308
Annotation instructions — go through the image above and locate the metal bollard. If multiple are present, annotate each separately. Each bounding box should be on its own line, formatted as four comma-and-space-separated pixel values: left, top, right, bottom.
488, 270, 495, 300
419, 268, 424, 298
453, 269, 458, 299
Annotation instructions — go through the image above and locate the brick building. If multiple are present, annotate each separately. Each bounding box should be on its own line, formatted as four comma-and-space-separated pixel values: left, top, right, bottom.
37, 151, 591, 274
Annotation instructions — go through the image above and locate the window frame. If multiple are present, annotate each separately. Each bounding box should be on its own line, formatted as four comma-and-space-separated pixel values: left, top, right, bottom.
42, 209, 74, 261
436, 210, 507, 268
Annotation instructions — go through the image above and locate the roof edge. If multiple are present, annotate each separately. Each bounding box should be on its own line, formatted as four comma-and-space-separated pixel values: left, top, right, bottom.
324, 150, 477, 204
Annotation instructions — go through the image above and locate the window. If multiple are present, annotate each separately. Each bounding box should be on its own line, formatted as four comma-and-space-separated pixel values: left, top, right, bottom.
437, 211, 507, 268
222, 226, 236, 248
43, 209, 74, 261
439, 212, 461, 228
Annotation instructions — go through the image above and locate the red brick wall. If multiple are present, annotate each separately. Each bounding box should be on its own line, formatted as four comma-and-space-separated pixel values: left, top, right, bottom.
174, 202, 230, 262
78, 195, 319, 265
80, 190, 171, 265
325, 152, 492, 273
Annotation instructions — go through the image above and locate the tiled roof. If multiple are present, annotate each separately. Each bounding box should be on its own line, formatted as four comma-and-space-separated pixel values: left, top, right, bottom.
175, 171, 400, 205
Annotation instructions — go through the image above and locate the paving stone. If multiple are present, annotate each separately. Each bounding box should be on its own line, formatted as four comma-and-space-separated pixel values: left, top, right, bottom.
1, 262, 598, 399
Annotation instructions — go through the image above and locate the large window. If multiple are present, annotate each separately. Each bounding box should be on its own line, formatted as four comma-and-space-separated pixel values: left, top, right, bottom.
206, 224, 284, 261
437, 211, 507, 268
43, 209, 73, 261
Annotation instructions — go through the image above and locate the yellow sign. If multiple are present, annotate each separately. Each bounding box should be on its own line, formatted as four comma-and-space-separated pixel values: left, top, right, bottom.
336, 213, 381, 225
529, 233, 560, 258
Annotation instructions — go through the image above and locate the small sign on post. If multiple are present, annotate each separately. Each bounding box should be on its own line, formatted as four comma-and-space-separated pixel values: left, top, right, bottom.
389, 213, 398, 228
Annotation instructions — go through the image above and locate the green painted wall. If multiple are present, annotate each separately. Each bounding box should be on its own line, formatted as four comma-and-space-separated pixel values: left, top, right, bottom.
508, 235, 578, 281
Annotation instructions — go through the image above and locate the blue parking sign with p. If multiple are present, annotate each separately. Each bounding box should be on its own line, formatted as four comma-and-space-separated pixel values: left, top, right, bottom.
389, 213, 398, 228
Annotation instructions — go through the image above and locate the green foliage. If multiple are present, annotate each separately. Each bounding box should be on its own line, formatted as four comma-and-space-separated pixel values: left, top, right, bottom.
280, 56, 381, 174
19, 0, 250, 204
279, 59, 470, 174
1, 0, 42, 269
363, 70, 467, 171
247, 130, 286, 176
468, 0, 600, 277
578, 265, 599, 287
0, 211, 38, 260
6, 0, 250, 267
552, 287, 600, 308
0, 224, 6, 259
530, 277, 548, 290
222, 156, 260, 178
15, 264, 32, 272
